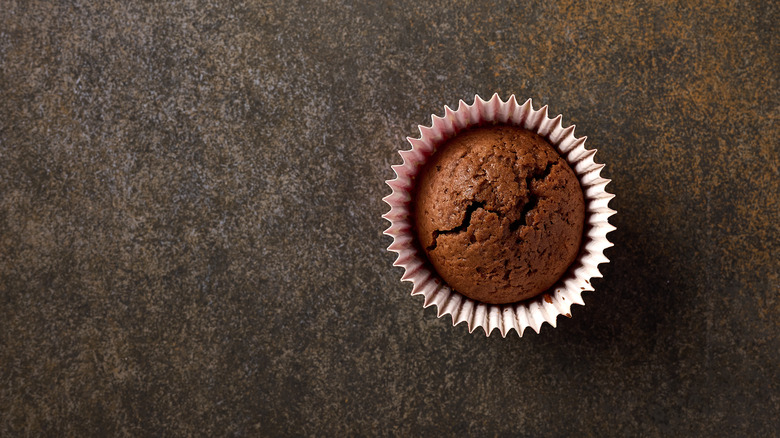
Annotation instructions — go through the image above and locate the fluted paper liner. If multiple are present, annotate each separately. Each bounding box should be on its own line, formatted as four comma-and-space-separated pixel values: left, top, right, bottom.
382, 94, 616, 337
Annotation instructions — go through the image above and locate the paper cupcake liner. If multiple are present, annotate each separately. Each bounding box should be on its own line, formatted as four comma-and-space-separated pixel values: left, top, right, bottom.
382, 94, 616, 337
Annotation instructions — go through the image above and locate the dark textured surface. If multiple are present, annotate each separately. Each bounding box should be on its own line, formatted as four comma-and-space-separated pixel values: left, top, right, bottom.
1, 0, 778, 436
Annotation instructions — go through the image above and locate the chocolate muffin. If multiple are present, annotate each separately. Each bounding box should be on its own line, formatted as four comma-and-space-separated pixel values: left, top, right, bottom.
413, 125, 585, 304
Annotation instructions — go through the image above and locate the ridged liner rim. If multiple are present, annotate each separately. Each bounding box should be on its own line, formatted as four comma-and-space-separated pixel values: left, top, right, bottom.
382, 94, 616, 337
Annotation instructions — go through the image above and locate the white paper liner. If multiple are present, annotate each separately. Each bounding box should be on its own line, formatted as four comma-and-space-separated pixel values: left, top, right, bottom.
382, 94, 616, 337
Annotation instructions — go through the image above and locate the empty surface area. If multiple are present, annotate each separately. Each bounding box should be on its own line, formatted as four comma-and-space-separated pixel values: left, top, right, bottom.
1, 0, 778, 436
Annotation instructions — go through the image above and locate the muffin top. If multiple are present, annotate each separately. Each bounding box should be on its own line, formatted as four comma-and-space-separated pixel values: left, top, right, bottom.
413, 125, 585, 304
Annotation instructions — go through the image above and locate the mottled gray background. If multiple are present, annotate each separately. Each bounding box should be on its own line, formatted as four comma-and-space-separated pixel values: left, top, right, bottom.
1, 0, 778, 436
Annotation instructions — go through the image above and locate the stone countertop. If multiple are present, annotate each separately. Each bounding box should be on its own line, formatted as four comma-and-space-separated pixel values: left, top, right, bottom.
1, 1, 777, 436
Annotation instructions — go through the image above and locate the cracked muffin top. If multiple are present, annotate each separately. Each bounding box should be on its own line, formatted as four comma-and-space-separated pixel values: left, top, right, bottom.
413, 125, 585, 304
